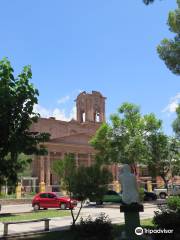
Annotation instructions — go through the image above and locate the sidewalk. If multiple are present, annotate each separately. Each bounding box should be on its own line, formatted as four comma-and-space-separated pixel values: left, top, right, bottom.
0, 204, 158, 237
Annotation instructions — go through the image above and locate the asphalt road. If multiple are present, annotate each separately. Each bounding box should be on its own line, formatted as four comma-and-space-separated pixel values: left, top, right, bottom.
0, 203, 158, 237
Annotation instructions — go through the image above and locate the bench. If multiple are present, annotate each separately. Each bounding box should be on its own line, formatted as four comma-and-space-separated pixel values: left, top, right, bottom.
3, 218, 50, 236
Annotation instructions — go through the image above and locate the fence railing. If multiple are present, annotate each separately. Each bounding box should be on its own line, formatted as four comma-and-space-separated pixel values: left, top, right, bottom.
0, 185, 61, 199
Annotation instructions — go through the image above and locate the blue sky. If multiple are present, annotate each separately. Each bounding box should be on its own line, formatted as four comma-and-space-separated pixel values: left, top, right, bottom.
0, 0, 179, 135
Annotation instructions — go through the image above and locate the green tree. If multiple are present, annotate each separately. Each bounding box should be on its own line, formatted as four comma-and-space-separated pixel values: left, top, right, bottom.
172, 104, 180, 138
91, 102, 162, 174
171, 105, 180, 177
147, 134, 180, 187
5, 153, 32, 185
52, 154, 76, 195
157, 0, 180, 75
53, 154, 112, 225
143, 0, 180, 75
0, 57, 49, 188
168, 137, 180, 178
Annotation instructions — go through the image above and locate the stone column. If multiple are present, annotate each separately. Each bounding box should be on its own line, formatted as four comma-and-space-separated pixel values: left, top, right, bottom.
46, 154, 51, 191
32, 178, 36, 193
40, 156, 45, 183
76, 153, 79, 167
116, 164, 119, 181
88, 154, 91, 166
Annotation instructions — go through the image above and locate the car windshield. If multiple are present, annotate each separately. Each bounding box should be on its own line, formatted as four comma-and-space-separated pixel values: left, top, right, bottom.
107, 191, 121, 196
54, 192, 65, 198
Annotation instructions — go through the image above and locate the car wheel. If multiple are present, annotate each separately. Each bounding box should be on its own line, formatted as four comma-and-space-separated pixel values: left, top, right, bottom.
96, 200, 103, 205
147, 196, 153, 201
33, 203, 40, 211
60, 203, 67, 210
159, 192, 167, 199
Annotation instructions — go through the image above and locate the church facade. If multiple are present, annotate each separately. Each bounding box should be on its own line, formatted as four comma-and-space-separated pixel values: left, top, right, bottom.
30, 91, 119, 191
30, 90, 179, 191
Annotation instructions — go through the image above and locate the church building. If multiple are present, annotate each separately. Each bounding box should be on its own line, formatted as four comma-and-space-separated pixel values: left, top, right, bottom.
30, 91, 119, 191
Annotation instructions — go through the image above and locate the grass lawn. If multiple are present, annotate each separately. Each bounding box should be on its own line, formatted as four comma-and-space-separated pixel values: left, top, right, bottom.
11, 219, 153, 240
140, 218, 154, 226
0, 209, 70, 222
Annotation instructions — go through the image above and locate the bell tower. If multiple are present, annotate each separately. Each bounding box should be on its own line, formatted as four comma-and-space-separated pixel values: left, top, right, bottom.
75, 91, 106, 123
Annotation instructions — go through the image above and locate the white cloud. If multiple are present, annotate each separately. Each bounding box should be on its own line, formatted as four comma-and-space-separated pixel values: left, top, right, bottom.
33, 104, 50, 118
70, 106, 77, 119
33, 104, 76, 121
57, 95, 70, 104
162, 93, 180, 114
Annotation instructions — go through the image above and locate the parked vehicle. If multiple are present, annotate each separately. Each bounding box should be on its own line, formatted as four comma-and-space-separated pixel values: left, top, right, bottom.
95, 190, 122, 205
144, 189, 157, 201
154, 184, 180, 199
32, 192, 77, 211
93, 189, 157, 205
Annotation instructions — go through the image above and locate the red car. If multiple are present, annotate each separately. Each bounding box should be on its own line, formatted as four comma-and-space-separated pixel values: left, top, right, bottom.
32, 192, 77, 210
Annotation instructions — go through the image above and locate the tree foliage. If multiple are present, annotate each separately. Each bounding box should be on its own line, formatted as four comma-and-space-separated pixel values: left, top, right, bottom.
143, 0, 180, 75
157, 0, 180, 75
0, 58, 49, 186
91, 103, 162, 171
147, 134, 180, 187
52, 154, 76, 194
91, 102, 180, 186
171, 105, 180, 177
143, 0, 156, 5
53, 154, 112, 225
172, 104, 180, 138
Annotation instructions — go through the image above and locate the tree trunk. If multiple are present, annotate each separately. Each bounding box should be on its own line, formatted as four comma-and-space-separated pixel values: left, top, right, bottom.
70, 201, 83, 226
130, 163, 137, 176
160, 175, 168, 189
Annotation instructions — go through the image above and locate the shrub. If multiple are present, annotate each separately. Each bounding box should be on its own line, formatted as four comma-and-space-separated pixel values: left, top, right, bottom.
167, 196, 180, 211
153, 198, 180, 240
71, 213, 113, 240
153, 209, 180, 231
0, 192, 5, 198
139, 187, 145, 202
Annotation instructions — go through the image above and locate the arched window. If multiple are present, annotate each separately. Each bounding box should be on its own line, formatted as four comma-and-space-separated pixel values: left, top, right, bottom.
82, 112, 86, 122
94, 111, 100, 122
80, 111, 86, 122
